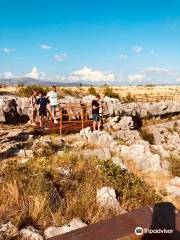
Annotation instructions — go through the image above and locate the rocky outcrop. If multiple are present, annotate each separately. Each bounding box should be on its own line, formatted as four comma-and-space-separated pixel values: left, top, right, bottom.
1, 94, 180, 125
165, 177, 180, 197
145, 120, 180, 157
0, 96, 30, 124
119, 140, 161, 171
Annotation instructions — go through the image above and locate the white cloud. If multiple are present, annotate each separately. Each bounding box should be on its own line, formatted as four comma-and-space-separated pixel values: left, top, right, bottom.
176, 78, 180, 82
133, 46, 143, 53
127, 67, 176, 83
4, 48, 16, 53
69, 66, 116, 82
118, 54, 128, 60
3, 72, 14, 79
142, 67, 170, 75
26, 67, 46, 80
128, 74, 145, 82
54, 53, 67, 62
40, 44, 52, 49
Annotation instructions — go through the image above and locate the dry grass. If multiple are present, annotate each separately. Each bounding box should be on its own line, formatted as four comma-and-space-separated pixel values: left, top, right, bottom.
0, 149, 161, 230
2, 85, 180, 101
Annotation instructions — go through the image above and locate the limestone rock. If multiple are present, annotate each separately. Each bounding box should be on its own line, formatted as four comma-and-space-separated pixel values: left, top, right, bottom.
96, 187, 119, 210
44, 218, 87, 239
112, 157, 128, 170
120, 141, 161, 171
165, 177, 180, 197
19, 226, 43, 240
0, 222, 18, 240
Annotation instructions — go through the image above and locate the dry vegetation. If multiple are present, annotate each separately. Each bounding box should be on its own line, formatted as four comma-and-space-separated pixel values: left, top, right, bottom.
1, 85, 180, 101
0, 143, 161, 230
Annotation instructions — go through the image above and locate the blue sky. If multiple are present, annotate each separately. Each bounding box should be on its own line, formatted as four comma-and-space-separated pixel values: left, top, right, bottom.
0, 0, 180, 84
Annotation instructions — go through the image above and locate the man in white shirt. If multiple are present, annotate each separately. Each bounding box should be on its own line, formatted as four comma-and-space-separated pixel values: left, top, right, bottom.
47, 86, 59, 124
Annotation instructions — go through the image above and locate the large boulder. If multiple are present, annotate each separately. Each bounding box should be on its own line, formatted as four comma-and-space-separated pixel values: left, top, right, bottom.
120, 140, 161, 171
0, 96, 30, 124
165, 177, 180, 197
80, 129, 114, 147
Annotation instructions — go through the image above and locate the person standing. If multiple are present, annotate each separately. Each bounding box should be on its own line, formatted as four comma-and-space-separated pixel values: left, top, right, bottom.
92, 94, 103, 131
47, 86, 59, 124
36, 91, 50, 128
28, 90, 38, 126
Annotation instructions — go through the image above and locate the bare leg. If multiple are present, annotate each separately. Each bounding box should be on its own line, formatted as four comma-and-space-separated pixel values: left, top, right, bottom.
32, 109, 37, 124
93, 121, 97, 131
39, 116, 43, 128
98, 120, 101, 131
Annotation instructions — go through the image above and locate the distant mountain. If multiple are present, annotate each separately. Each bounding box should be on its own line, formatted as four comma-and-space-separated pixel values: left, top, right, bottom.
0, 77, 91, 87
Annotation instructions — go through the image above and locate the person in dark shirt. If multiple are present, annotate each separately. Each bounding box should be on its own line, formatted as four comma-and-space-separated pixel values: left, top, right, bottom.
92, 94, 103, 131
36, 91, 50, 128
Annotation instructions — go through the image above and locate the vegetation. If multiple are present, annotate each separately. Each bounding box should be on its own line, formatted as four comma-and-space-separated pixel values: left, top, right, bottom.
17, 85, 50, 97
88, 86, 97, 96
168, 155, 180, 177
122, 93, 135, 103
0, 147, 161, 229
103, 86, 119, 99
139, 128, 155, 144
99, 160, 161, 211
61, 87, 75, 97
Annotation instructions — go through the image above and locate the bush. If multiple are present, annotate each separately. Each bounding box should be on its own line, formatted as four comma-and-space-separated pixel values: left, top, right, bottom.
122, 93, 135, 103
168, 155, 180, 177
88, 86, 97, 96
61, 88, 75, 96
99, 160, 161, 210
140, 129, 155, 144
103, 86, 119, 99
18, 85, 50, 97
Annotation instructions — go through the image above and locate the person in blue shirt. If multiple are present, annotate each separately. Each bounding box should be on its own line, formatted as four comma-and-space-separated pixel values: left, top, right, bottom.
36, 91, 50, 128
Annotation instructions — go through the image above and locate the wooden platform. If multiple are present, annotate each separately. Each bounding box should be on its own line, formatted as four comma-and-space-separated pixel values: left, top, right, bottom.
32, 120, 93, 134
49, 205, 180, 240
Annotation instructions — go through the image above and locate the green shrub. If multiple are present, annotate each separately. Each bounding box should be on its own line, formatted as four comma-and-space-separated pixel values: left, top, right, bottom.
62, 88, 75, 96
103, 86, 119, 99
140, 129, 155, 144
99, 160, 161, 210
88, 86, 97, 96
122, 93, 135, 103
18, 85, 50, 97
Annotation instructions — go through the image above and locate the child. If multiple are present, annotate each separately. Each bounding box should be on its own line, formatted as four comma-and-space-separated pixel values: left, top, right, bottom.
28, 91, 38, 126
36, 91, 50, 128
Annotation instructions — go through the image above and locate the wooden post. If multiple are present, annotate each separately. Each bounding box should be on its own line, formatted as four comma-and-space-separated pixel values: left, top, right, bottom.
85, 105, 88, 120
81, 107, 84, 130
60, 107, 63, 134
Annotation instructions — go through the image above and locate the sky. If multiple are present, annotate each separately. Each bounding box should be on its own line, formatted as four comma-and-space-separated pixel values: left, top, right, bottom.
0, 0, 180, 85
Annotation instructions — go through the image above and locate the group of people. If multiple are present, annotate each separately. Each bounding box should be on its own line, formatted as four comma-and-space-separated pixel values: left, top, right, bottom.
29, 86, 104, 131
29, 86, 59, 127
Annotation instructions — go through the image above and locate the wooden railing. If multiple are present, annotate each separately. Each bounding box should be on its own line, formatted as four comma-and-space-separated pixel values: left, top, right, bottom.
49, 104, 93, 134
128, 95, 174, 103
49, 205, 180, 240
